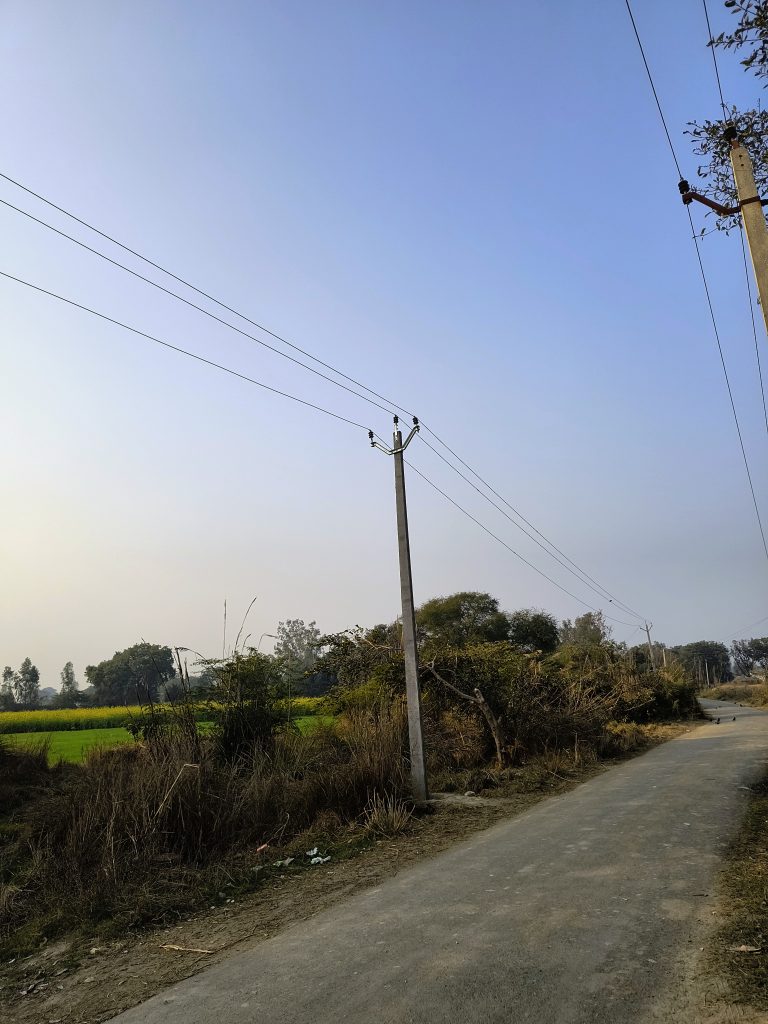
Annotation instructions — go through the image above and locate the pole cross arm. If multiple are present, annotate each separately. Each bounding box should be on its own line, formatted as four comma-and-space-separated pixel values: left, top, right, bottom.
368, 417, 420, 456
678, 180, 767, 217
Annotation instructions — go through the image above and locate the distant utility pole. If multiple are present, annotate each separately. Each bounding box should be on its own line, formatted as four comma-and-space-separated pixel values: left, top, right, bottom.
370, 417, 428, 803
704, 661, 711, 688
644, 622, 656, 670
681, 129, 768, 335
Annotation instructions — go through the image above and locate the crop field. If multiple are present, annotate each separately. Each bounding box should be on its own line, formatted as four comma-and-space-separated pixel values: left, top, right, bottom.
3, 714, 332, 763
0, 697, 325, 735
4, 727, 134, 762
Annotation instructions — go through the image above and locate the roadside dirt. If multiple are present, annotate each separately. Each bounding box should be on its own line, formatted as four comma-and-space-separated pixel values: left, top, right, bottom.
0, 727, 691, 1024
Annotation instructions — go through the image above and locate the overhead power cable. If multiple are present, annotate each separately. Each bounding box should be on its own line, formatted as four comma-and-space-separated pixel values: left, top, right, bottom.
0, 170, 417, 422
417, 432, 645, 620
702, 0, 729, 120
686, 211, 768, 562
722, 612, 768, 643
0, 195, 400, 421
0, 269, 375, 433
623, 0, 683, 178
1, 169, 650, 624
624, 0, 768, 566
405, 458, 640, 627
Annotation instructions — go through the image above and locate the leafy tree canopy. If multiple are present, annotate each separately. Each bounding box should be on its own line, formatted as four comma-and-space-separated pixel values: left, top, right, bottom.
416, 592, 511, 649
507, 608, 560, 654
560, 611, 611, 647
85, 643, 175, 706
673, 641, 733, 683
732, 636, 768, 675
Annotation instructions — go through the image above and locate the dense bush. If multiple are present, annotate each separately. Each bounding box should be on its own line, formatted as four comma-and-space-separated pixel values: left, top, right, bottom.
0, 705, 407, 949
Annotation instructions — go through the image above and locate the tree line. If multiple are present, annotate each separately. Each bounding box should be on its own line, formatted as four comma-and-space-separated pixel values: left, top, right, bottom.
1, 593, 762, 711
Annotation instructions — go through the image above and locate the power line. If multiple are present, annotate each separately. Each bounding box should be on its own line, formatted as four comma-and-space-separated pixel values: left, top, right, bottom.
405, 457, 640, 627
416, 432, 646, 620
702, 0, 729, 120
0, 269, 376, 433
0, 170, 417, 422
722, 612, 768, 643
1, 169, 653, 623
623, 0, 683, 178
624, 0, 768, 567
0, 195, 401, 421
687, 208, 768, 562
739, 223, 768, 444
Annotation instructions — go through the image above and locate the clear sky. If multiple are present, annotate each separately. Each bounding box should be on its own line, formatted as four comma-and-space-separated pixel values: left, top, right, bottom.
2, 0, 767, 688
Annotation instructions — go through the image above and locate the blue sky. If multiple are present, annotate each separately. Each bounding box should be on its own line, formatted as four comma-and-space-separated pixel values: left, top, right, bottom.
1, 0, 767, 686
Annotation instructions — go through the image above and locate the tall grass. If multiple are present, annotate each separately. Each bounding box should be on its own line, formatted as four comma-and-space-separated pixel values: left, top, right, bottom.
0, 705, 406, 949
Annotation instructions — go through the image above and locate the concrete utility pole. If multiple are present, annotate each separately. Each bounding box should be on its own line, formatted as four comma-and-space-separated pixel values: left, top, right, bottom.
644, 622, 656, 670
704, 661, 711, 688
370, 417, 428, 803
730, 135, 768, 336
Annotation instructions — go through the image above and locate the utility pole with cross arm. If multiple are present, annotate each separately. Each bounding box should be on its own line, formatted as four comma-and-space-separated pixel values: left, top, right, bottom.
369, 416, 428, 803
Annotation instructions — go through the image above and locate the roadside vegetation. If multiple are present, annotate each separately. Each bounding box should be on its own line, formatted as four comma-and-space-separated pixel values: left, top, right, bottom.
701, 681, 768, 707
710, 772, 768, 1009
0, 593, 702, 966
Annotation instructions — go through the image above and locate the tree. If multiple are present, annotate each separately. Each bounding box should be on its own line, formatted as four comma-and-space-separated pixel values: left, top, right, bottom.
9, 658, 41, 707
732, 638, 757, 676
0, 666, 15, 710
673, 641, 733, 684
416, 592, 511, 649
732, 636, 768, 676
58, 661, 79, 707
710, 2, 768, 80
507, 608, 559, 654
560, 611, 611, 647
85, 643, 175, 706
273, 618, 331, 697
687, 2, 768, 230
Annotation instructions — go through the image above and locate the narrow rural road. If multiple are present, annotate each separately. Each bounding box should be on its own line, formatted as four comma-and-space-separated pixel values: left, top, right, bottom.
111, 700, 768, 1024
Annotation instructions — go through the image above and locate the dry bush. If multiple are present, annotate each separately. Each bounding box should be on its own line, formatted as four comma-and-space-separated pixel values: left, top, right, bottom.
0, 706, 409, 951
362, 793, 413, 837
424, 707, 487, 771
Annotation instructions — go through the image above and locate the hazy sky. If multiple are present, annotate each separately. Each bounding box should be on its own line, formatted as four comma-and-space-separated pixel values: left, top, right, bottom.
2, 0, 767, 689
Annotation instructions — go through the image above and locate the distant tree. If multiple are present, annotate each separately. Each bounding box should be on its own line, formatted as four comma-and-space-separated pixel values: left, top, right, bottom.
673, 641, 733, 684
507, 608, 559, 654
12, 658, 40, 706
750, 637, 768, 668
272, 619, 332, 696
58, 661, 78, 707
85, 643, 175, 706
0, 666, 15, 710
560, 611, 611, 647
732, 639, 757, 677
416, 592, 511, 649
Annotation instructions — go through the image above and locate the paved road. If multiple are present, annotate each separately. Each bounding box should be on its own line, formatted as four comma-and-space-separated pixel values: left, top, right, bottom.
111, 700, 768, 1024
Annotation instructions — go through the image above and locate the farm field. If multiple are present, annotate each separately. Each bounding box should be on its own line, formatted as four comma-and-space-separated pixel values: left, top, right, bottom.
4, 727, 133, 763
4, 715, 332, 763
0, 697, 325, 734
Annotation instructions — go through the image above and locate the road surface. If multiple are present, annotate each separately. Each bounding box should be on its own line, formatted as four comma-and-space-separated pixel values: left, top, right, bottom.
110, 699, 768, 1024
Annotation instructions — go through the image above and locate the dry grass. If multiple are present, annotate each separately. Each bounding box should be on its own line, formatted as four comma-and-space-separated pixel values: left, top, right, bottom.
0, 706, 408, 953
702, 682, 768, 707
362, 793, 413, 837
710, 773, 768, 1008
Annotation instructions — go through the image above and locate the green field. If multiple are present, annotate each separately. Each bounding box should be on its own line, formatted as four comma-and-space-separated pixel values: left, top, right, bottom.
4, 727, 133, 762
5, 715, 332, 763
